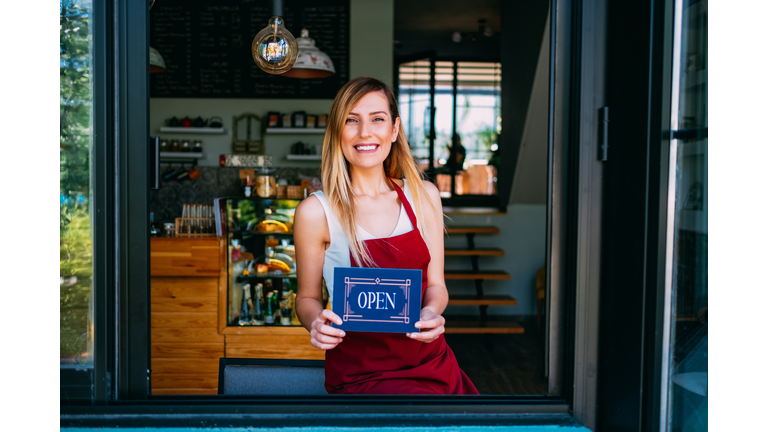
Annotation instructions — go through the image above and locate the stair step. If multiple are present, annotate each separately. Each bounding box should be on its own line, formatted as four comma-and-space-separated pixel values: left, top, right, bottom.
444, 248, 504, 256
445, 226, 500, 235
444, 319, 525, 334
448, 295, 517, 306
444, 270, 510, 280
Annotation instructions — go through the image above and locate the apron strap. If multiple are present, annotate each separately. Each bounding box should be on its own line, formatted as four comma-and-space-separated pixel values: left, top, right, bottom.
388, 177, 418, 228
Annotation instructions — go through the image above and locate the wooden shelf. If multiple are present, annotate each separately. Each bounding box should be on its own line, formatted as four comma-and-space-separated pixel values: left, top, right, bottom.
285, 154, 321, 161
160, 152, 205, 159
445, 226, 500, 235
448, 295, 517, 306
160, 127, 226, 134
266, 127, 325, 134
444, 270, 510, 280
445, 319, 524, 334
445, 248, 504, 256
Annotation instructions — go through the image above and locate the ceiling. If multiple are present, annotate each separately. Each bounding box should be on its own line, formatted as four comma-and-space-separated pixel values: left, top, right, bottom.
394, 0, 501, 39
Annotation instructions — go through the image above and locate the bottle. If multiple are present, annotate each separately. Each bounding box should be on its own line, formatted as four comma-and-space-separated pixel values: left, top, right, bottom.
150, 212, 159, 236
281, 289, 293, 326
239, 284, 253, 326
252, 283, 265, 325
271, 289, 282, 324
264, 291, 275, 324
290, 292, 301, 325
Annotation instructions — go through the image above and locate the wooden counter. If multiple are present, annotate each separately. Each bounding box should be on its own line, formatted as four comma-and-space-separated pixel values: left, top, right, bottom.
150, 237, 321, 396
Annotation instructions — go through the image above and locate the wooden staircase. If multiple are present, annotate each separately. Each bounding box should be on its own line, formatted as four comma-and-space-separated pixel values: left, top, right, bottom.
443, 226, 523, 334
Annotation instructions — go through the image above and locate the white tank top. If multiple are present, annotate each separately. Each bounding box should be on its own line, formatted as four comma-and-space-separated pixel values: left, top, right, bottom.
311, 179, 415, 304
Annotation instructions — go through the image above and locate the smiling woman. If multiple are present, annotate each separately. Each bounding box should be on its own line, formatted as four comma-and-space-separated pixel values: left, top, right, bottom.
293, 77, 478, 395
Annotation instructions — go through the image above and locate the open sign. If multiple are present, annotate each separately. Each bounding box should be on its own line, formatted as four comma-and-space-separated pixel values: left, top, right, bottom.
332, 267, 422, 333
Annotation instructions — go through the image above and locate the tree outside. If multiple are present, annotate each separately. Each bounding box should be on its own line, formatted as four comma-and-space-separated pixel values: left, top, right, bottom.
60, 0, 93, 364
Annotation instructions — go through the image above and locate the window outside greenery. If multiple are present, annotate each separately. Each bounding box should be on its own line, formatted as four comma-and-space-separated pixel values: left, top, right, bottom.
60, 0, 94, 366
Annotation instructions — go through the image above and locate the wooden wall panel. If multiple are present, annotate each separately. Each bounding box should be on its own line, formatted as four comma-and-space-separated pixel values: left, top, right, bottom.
151, 327, 224, 344
225, 334, 324, 360
151, 373, 218, 389
151, 343, 223, 359
151, 238, 221, 277
152, 358, 220, 374
151, 312, 218, 328
151, 296, 218, 312
151, 277, 218, 297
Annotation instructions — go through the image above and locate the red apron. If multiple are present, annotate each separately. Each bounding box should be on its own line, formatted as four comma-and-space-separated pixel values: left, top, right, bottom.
324, 179, 478, 395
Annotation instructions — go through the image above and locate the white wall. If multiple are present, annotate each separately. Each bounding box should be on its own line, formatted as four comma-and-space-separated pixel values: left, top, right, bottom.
509, 14, 550, 205
444, 204, 546, 317
150, 0, 394, 167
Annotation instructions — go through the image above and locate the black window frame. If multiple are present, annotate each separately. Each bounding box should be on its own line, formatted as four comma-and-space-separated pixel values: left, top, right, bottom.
60, 0, 681, 428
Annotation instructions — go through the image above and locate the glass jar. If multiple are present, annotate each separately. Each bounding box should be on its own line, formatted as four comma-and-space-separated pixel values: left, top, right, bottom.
255, 170, 277, 198
180, 138, 191, 152
170, 139, 181, 152
163, 222, 175, 237
159, 138, 169, 152
193, 139, 203, 153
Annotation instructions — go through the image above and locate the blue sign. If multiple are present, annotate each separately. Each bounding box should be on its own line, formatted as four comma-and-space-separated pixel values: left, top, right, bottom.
332, 267, 422, 333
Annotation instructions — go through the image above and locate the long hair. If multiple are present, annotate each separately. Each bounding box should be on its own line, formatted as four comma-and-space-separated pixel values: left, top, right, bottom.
321, 77, 440, 267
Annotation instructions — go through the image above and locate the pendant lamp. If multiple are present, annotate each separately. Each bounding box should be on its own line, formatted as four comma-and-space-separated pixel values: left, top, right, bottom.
149, 46, 166, 73
281, 29, 336, 79
252, 0, 299, 74
149, 0, 165, 73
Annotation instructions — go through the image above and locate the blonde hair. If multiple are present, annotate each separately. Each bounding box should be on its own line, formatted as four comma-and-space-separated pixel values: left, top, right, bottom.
321, 77, 440, 267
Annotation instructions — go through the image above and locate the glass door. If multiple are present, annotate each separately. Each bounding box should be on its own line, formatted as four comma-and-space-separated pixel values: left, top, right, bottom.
661, 0, 708, 430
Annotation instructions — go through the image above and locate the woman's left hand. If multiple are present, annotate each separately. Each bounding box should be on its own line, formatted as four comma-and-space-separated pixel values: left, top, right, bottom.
406, 307, 445, 343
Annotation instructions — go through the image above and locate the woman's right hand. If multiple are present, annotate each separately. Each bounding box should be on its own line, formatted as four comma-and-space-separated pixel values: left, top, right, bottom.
309, 309, 346, 350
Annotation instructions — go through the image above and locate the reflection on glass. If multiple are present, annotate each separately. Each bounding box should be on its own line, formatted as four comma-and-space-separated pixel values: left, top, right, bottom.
399, 61, 500, 197
60, 0, 94, 367
665, 0, 707, 430
398, 60, 432, 171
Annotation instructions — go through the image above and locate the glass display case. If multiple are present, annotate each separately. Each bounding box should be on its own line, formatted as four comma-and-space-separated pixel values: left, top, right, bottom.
222, 197, 327, 328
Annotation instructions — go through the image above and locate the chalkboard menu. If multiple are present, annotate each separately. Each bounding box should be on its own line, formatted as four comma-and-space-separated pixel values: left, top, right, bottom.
150, 0, 349, 99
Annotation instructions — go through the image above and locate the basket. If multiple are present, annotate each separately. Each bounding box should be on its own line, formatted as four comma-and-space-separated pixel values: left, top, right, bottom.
286, 185, 306, 199
175, 217, 217, 237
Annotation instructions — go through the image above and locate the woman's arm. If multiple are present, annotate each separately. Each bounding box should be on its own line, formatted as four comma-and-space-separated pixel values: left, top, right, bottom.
294, 195, 346, 350
407, 180, 448, 343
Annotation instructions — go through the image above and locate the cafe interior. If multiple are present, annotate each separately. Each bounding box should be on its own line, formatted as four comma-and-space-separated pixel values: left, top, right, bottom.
144, 0, 551, 396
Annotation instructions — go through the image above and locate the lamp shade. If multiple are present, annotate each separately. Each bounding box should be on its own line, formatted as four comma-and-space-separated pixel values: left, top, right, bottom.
149, 46, 166, 73
281, 29, 335, 79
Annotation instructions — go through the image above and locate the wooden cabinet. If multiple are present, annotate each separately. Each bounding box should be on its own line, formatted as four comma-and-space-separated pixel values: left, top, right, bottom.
150, 237, 320, 395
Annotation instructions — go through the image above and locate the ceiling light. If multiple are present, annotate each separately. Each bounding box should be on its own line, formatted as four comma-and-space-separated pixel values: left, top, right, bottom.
252, 0, 298, 75
149, 46, 166, 73
281, 29, 336, 79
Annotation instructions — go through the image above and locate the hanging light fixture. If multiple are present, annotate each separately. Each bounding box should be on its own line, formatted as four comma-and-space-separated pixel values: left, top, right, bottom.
281, 28, 336, 78
148, 0, 165, 73
149, 46, 166, 73
252, 0, 298, 75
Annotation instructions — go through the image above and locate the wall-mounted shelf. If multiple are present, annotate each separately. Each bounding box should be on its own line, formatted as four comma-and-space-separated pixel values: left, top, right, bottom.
159, 127, 227, 134
266, 128, 325, 134
285, 154, 321, 161
160, 152, 205, 159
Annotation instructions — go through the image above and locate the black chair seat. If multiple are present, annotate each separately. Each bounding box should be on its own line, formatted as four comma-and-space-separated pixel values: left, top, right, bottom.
218, 358, 327, 395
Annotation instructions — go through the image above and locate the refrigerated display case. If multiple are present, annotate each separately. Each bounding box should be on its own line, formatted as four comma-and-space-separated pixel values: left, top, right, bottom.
219, 197, 328, 330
